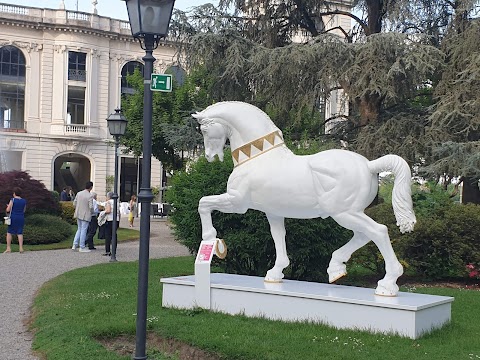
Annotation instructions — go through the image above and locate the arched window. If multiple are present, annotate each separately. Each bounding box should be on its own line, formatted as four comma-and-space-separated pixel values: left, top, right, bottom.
121, 61, 144, 95
0, 46, 25, 130
166, 65, 186, 86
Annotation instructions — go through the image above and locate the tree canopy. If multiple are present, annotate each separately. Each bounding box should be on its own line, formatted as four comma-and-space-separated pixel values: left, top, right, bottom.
168, 0, 480, 182
120, 67, 210, 169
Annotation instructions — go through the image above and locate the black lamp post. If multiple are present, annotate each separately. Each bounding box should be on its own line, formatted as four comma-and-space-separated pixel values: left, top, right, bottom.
123, 1, 175, 359
106, 108, 128, 262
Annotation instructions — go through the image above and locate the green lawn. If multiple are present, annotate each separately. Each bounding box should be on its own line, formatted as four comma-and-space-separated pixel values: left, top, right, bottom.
30, 256, 480, 360
0, 226, 139, 252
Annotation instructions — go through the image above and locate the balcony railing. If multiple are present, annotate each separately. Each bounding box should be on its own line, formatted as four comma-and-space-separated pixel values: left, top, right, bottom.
67, 11, 90, 21
0, 3, 173, 40
0, 4, 28, 15
0, 119, 25, 130
65, 124, 89, 134
68, 69, 86, 82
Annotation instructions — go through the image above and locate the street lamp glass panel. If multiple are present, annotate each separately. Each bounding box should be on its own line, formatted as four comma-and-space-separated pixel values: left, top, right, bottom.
124, 0, 175, 38
106, 109, 128, 136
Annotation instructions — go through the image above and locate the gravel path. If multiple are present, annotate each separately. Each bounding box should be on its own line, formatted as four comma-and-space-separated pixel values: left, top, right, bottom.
0, 218, 190, 360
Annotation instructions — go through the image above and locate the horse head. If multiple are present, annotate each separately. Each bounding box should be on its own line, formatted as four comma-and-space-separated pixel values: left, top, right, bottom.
193, 102, 283, 165
192, 112, 227, 162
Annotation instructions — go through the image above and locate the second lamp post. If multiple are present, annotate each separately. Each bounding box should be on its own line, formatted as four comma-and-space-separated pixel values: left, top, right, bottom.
106, 108, 128, 262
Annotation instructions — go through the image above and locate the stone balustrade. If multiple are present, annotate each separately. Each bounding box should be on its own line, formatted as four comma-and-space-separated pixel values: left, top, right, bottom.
0, 2, 132, 37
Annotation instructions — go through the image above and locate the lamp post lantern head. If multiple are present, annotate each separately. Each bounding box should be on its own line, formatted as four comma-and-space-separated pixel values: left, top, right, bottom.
123, 0, 175, 41
106, 108, 128, 137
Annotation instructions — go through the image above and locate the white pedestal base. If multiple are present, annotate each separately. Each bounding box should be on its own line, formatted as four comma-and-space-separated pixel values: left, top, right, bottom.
161, 274, 454, 339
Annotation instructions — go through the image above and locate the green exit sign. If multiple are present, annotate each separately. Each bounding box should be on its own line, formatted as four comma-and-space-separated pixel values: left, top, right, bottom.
150, 73, 172, 92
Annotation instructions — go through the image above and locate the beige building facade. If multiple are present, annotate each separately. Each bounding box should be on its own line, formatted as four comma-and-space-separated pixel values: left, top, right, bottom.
0, 3, 178, 200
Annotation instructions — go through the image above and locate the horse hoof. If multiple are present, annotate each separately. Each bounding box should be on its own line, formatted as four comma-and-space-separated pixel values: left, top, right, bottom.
375, 281, 399, 297
265, 269, 284, 283
327, 264, 347, 283
328, 271, 347, 283
264, 278, 283, 283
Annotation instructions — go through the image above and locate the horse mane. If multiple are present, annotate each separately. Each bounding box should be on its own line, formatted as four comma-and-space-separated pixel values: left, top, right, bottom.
196, 101, 278, 129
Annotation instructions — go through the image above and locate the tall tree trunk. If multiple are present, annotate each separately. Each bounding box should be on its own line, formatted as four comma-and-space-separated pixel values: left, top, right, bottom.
355, 93, 382, 125
365, 0, 383, 35
355, 0, 383, 124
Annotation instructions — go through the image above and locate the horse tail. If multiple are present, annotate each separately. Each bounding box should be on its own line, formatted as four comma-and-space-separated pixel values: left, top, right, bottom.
368, 155, 416, 233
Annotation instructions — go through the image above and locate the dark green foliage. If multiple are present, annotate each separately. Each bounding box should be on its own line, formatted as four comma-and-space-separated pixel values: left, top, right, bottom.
410, 182, 456, 218
59, 201, 76, 225
399, 204, 480, 279
166, 149, 351, 282
284, 217, 352, 282
0, 214, 73, 245
50, 190, 60, 203
0, 171, 60, 217
351, 183, 479, 280
425, 19, 480, 180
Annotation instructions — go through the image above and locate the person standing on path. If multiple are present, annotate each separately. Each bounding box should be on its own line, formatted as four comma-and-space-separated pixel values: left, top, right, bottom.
4, 187, 26, 253
103, 191, 120, 256
128, 194, 137, 227
85, 192, 99, 250
72, 181, 93, 253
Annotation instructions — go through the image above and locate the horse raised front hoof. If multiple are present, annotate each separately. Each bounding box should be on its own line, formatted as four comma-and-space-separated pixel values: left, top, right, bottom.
327, 264, 347, 283
375, 280, 399, 297
264, 268, 284, 283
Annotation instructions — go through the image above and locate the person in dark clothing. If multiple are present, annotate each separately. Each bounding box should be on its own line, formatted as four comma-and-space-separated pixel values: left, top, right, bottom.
4, 187, 26, 253
85, 192, 99, 250
60, 187, 71, 201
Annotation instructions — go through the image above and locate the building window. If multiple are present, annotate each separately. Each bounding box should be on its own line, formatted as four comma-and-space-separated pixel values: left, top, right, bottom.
121, 61, 143, 95
0, 46, 25, 130
67, 86, 85, 124
166, 65, 186, 86
68, 51, 86, 81
120, 157, 142, 202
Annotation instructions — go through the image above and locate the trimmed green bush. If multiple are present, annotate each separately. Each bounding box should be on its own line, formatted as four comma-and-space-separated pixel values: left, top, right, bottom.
410, 182, 456, 218
166, 149, 351, 282
23, 214, 73, 245
59, 201, 76, 225
351, 183, 480, 280
398, 203, 480, 279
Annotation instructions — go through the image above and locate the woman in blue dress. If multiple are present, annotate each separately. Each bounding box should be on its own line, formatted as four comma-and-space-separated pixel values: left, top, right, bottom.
4, 187, 27, 253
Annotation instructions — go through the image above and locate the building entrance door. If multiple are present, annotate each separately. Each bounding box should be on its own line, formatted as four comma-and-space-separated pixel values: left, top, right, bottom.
54, 154, 91, 196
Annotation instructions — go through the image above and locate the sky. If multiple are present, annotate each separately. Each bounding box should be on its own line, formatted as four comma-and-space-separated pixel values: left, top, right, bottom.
1, 1, 218, 20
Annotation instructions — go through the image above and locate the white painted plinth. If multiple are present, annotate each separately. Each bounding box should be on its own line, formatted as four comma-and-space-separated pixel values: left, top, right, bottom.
161, 274, 454, 339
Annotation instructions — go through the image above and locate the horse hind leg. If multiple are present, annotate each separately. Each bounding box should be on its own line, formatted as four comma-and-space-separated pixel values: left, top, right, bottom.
327, 231, 370, 283
332, 212, 403, 296
264, 214, 289, 283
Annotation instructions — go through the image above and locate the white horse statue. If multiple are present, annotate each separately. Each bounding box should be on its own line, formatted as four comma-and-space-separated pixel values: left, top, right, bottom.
193, 101, 416, 296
